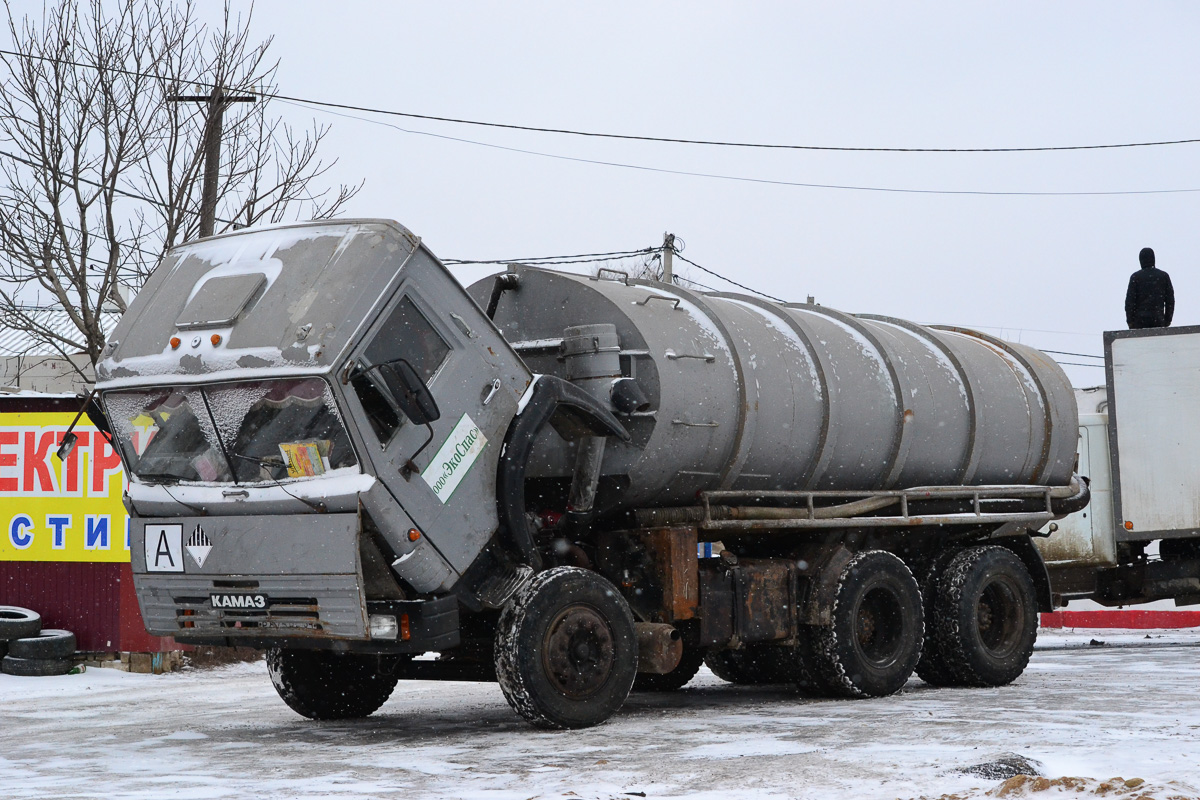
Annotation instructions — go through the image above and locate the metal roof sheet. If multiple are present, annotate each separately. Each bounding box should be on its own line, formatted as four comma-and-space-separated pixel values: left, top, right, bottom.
0, 307, 122, 356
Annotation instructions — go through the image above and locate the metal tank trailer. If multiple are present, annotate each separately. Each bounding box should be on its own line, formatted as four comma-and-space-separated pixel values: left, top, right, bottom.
89, 219, 1087, 729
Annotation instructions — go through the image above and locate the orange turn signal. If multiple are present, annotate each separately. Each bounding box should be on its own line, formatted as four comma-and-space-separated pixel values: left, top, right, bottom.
170, 336, 181, 349
407, 528, 421, 542
1124, 520, 1134, 530
210, 334, 222, 346
399, 613, 412, 641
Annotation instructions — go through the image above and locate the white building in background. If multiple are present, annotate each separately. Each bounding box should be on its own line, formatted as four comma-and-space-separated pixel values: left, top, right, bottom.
0, 309, 121, 395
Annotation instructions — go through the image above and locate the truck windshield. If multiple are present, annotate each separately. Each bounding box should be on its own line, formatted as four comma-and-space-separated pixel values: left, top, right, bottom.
105, 377, 357, 485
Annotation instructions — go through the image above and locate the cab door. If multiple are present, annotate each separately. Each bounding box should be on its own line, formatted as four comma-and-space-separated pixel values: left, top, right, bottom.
344, 252, 531, 579
1035, 418, 1116, 567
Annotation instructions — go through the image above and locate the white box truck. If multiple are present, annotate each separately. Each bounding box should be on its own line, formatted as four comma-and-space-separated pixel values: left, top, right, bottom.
1037, 326, 1200, 607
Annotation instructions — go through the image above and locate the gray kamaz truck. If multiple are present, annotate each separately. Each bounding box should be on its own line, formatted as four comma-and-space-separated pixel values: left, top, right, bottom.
89, 219, 1087, 728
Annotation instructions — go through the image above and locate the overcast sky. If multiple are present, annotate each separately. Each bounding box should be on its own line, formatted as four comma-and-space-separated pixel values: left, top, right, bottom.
206, 4, 1199, 385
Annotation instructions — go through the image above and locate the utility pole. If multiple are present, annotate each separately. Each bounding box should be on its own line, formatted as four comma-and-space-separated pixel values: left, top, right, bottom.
662, 231, 675, 284
168, 87, 256, 238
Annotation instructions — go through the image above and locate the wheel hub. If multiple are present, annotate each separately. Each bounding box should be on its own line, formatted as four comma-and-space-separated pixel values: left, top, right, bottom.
543, 605, 615, 698
978, 600, 994, 632
853, 585, 904, 667
977, 577, 1022, 655
857, 607, 877, 644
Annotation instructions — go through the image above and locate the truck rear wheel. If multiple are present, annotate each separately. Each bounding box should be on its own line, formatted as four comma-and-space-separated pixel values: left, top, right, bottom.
494, 566, 637, 729
266, 649, 400, 720
932, 546, 1038, 687
704, 645, 781, 685
915, 549, 965, 687
705, 643, 825, 694
806, 550, 923, 698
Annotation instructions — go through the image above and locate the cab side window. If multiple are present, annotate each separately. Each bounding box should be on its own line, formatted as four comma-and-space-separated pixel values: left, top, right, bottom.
352, 295, 451, 443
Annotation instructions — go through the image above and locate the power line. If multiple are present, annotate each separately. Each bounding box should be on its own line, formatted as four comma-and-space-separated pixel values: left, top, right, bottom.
272, 96, 1200, 155
443, 247, 656, 265
11, 48, 1200, 155
1, 148, 171, 209
0, 148, 239, 226
279, 99, 1200, 198
930, 322, 1098, 337
458, 253, 655, 267
5, 47, 1199, 155
1042, 348, 1104, 360
672, 252, 786, 303
7, 48, 1200, 196
447, 242, 783, 302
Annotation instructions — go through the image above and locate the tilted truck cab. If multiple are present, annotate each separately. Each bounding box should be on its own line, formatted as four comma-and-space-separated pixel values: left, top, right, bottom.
99, 220, 540, 649
96, 219, 1086, 729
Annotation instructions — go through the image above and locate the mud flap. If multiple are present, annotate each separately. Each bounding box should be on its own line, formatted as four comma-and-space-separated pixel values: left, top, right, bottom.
801, 545, 856, 626
995, 535, 1055, 613
495, 375, 629, 570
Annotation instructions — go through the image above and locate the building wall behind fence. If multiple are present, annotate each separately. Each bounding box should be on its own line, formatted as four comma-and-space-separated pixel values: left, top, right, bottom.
0, 396, 176, 652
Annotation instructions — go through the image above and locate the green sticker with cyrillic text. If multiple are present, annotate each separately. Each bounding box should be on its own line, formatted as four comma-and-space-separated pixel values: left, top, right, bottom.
422, 413, 487, 503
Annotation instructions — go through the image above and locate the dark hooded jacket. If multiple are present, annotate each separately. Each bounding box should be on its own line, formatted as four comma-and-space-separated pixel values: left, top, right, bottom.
1125, 249, 1174, 329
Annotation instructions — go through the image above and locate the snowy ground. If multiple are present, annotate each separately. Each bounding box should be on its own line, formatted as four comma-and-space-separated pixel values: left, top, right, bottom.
2, 629, 1200, 800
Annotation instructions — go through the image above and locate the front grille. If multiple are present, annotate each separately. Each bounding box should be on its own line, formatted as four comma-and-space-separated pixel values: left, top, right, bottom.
175, 594, 322, 631
137, 573, 368, 639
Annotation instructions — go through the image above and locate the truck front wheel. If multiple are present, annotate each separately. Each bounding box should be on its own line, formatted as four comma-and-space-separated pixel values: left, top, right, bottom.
932, 546, 1038, 687
806, 550, 924, 698
494, 567, 638, 729
266, 649, 400, 720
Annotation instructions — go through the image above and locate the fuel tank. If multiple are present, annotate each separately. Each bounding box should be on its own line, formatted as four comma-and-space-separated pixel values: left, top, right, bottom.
469, 266, 1078, 511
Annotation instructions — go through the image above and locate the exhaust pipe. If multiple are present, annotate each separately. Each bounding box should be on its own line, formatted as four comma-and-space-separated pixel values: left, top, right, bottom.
635, 623, 683, 674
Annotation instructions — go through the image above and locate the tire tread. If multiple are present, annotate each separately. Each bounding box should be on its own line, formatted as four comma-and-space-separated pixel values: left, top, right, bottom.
933, 545, 1038, 688
494, 566, 637, 729
9, 629, 76, 660
2, 654, 72, 676
0, 606, 41, 641
807, 550, 924, 698
266, 649, 399, 720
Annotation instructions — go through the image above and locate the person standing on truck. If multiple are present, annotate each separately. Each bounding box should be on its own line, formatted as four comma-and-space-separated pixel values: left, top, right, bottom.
1125, 247, 1174, 329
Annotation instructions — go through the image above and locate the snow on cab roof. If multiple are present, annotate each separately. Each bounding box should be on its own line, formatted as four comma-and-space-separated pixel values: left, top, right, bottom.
96, 219, 425, 388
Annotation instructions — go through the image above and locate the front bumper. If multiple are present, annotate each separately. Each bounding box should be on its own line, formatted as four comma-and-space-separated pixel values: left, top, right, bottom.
131, 512, 459, 652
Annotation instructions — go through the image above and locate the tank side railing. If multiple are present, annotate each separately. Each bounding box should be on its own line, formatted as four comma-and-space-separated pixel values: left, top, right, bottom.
633, 482, 1080, 532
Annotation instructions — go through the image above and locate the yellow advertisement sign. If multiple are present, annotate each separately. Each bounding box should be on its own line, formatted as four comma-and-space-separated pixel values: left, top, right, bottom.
0, 411, 129, 563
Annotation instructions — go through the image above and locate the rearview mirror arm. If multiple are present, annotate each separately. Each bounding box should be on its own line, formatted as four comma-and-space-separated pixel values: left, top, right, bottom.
400, 421, 436, 481
55, 387, 97, 462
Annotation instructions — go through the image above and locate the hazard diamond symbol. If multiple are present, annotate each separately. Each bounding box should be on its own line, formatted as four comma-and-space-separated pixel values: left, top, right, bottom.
185, 524, 212, 568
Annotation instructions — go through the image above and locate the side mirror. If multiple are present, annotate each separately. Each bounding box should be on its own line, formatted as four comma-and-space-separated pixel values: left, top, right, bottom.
56, 432, 78, 461
380, 360, 441, 425
56, 387, 101, 462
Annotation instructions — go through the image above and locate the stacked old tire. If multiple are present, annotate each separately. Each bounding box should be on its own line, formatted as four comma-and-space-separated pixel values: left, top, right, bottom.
0, 606, 77, 676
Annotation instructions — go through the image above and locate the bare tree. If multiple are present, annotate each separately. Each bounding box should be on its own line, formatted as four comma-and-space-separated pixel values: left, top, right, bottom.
0, 0, 360, 379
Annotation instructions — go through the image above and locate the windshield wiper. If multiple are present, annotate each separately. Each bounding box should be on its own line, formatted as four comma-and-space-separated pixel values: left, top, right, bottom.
131, 477, 207, 516
135, 472, 188, 484
229, 454, 327, 513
